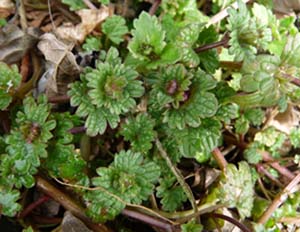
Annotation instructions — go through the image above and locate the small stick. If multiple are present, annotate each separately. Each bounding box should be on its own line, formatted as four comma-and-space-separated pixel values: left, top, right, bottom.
122, 208, 174, 232
207, 0, 251, 26
258, 173, 300, 224
212, 147, 228, 171
18, 195, 50, 218
149, 0, 161, 16
155, 139, 198, 215
36, 176, 112, 232
261, 151, 295, 181
210, 213, 252, 232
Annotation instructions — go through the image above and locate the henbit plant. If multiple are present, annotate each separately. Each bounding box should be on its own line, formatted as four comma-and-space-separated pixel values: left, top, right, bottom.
1, 0, 300, 231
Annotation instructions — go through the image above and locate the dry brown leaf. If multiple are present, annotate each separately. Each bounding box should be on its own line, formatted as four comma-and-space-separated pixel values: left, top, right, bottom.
266, 104, 300, 134
273, 0, 300, 17
55, 7, 110, 43
0, 24, 41, 64
37, 33, 80, 96
0, 0, 15, 18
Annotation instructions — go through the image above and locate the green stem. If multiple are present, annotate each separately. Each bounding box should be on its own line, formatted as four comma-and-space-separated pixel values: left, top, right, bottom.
155, 139, 198, 214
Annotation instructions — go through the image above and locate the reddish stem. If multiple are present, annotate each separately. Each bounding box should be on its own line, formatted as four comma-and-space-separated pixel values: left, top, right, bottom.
68, 126, 86, 134
212, 147, 228, 171
31, 215, 62, 225
210, 213, 252, 232
48, 95, 70, 104
261, 151, 295, 181
20, 53, 30, 82
149, 0, 161, 15
18, 195, 50, 219
194, 33, 230, 53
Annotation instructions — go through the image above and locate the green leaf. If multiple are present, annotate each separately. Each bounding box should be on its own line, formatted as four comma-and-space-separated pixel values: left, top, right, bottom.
102, 15, 128, 45
82, 36, 102, 52
220, 161, 255, 219
235, 115, 249, 134
120, 114, 156, 153
156, 176, 187, 212
216, 103, 239, 124
173, 118, 222, 159
290, 128, 300, 148
0, 62, 22, 110
244, 108, 265, 126
0, 188, 21, 217
243, 142, 263, 164
197, 26, 219, 73
181, 219, 203, 232
62, 0, 86, 11
84, 150, 160, 222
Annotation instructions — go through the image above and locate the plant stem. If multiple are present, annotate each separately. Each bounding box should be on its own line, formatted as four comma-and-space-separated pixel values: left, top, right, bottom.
36, 176, 112, 232
68, 126, 86, 134
209, 213, 252, 232
155, 139, 198, 214
149, 0, 161, 16
256, 164, 284, 187
258, 173, 300, 224
122, 208, 174, 232
260, 151, 295, 181
18, 195, 50, 219
194, 33, 230, 53
212, 147, 227, 171
48, 95, 70, 103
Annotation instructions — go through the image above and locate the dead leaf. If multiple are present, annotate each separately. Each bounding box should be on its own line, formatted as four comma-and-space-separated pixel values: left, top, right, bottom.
62, 211, 92, 232
0, 24, 41, 64
273, 0, 300, 17
0, 0, 15, 18
55, 7, 110, 43
37, 33, 80, 97
266, 104, 300, 134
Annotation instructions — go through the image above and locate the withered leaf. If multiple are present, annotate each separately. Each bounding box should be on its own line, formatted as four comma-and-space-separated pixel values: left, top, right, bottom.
0, 24, 40, 64
55, 7, 110, 43
37, 33, 80, 97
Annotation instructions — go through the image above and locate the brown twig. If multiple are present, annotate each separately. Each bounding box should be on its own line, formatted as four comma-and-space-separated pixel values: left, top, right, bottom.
36, 176, 112, 232
258, 173, 300, 224
209, 213, 252, 232
194, 33, 230, 53
20, 53, 30, 82
212, 147, 228, 171
155, 139, 198, 215
256, 163, 284, 188
122, 208, 174, 232
149, 0, 161, 15
48, 95, 70, 104
261, 151, 295, 181
18, 195, 50, 219
69, 126, 86, 134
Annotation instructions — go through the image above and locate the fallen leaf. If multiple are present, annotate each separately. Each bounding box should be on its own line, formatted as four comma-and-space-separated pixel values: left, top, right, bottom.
0, 0, 15, 18
55, 7, 110, 43
266, 104, 300, 134
62, 211, 92, 232
273, 0, 300, 17
0, 24, 41, 64
37, 33, 80, 97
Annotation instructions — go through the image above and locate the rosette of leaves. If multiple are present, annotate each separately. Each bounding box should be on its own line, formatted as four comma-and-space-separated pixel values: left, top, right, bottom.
0, 62, 21, 110
0, 95, 56, 189
160, 68, 218, 130
0, 95, 56, 216
120, 113, 156, 154
149, 64, 192, 109
69, 47, 144, 136
128, 12, 180, 69
219, 161, 255, 219
227, 0, 272, 61
83, 150, 160, 222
